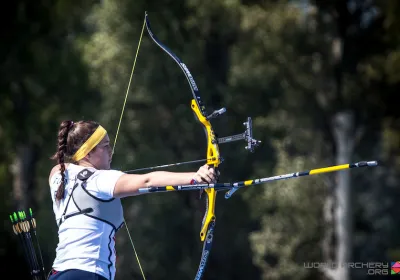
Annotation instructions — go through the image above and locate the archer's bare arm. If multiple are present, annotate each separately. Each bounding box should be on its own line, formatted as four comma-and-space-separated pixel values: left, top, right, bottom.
113, 171, 195, 198
113, 164, 217, 198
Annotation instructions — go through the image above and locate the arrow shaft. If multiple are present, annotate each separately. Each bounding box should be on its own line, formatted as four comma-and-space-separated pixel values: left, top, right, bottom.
124, 159, 208, 173
24, 230, 41, 277
17, 229, 36, 277
29, 218, 46, 279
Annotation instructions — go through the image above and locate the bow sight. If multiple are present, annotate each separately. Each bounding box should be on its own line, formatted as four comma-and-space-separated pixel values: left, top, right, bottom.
204, 106, 261, 152
216, 116, 261, 153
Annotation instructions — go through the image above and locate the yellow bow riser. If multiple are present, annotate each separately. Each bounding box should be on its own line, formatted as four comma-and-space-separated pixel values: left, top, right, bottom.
191, 99, 219, 241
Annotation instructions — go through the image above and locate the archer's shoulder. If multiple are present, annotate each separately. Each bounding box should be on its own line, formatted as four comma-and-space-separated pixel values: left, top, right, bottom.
49, 163, 70, 182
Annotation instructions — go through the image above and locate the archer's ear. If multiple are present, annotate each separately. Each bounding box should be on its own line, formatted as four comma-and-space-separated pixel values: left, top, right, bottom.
84, 152, 92, 160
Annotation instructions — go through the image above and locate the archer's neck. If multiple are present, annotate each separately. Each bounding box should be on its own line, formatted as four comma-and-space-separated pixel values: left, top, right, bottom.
78, 160, 97, 169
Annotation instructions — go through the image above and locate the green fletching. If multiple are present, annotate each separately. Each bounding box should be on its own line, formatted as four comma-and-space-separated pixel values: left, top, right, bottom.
29, 208, 33, 216
9, 215, 13, 223
13, 212, 17, 221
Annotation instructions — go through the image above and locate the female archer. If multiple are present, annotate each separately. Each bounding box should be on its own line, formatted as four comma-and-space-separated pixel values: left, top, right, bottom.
48, 120, 218, 280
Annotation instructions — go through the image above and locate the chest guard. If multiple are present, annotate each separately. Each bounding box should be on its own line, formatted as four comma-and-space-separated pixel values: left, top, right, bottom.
58, 168, 124, 231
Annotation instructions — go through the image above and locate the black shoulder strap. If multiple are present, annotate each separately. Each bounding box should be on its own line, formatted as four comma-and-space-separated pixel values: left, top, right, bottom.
57, 168, 95, 227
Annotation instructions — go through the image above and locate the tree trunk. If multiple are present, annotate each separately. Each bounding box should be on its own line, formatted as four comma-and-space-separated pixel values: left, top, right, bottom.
10, 144, 37, 210
333, 111, 354, 280
323, 111, 355, 280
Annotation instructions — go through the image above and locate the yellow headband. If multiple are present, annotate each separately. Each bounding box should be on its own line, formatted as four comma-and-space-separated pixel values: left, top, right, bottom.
72, 125, 107, 161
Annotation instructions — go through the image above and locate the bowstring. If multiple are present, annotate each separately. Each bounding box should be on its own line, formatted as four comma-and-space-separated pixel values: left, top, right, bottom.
112, 14, 147, 280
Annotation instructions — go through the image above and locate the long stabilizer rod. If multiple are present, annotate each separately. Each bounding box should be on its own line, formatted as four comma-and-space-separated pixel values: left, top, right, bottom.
224, 160, 378, 198
137, 161, 378, 198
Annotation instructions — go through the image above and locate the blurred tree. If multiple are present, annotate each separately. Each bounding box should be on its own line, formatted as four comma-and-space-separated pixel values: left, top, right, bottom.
228, 2, 328, 279
0, 0, 99, 277
228, 0, 400, 279
311, 1, 400, 279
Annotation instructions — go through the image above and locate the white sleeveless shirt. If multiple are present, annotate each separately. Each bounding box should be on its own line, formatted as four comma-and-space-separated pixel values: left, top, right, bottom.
49, 164, 125, 280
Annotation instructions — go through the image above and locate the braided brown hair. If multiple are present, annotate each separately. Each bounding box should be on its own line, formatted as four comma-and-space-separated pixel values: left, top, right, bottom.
50, 120, 101, 200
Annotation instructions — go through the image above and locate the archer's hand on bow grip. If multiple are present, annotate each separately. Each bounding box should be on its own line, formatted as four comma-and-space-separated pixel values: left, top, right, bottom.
193, 164, 219, 184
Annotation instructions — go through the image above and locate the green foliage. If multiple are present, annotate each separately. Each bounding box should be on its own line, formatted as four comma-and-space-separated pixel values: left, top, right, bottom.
1, 1, 400, 280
